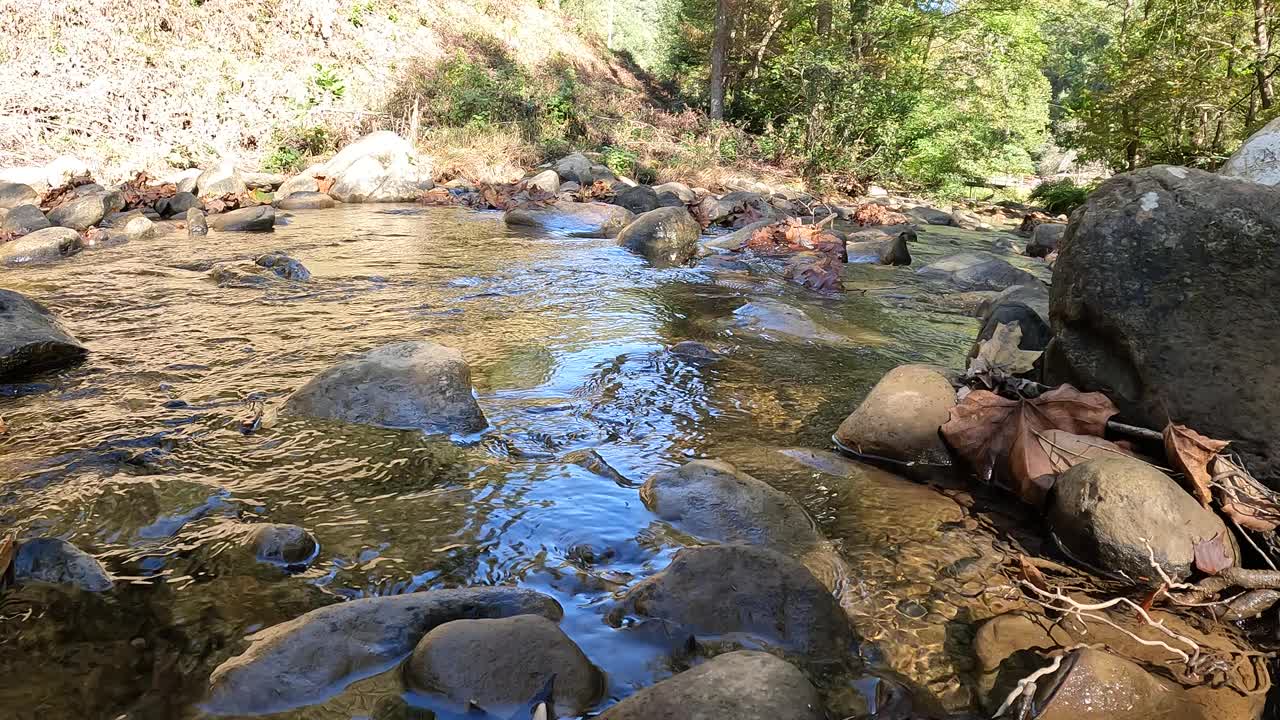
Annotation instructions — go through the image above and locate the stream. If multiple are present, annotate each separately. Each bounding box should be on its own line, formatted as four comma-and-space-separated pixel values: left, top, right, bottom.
0, 204, 1036, 719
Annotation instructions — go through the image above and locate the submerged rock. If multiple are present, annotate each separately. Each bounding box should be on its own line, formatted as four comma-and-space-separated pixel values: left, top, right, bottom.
405, 614, 602, 715
669, 340, 721, 361
254, 252, 311, 281
641, 459, 823, 553
729, 299, 847, 344
14, 537, 112, 592
283, 341, 487, 435
607, 544, 855, 662
597, 651, 825, 720
244, 523, 318, 567
616, 206, 701, 266
1049, 456, 1234, 583
835, 364, 955, 466
208, 206, 275, 232
1, 203, 51, 234
917, 252, 1040, 291
1, 227, 82, 265
204, 588, 563, 716
1046, 165, 1280, 484
503, 201, 635, 238
845, 232, 911, 265
0, 289, 87, 379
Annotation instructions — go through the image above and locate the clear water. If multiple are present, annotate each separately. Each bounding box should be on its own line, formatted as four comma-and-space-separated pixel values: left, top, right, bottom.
0, 204, 1028, 719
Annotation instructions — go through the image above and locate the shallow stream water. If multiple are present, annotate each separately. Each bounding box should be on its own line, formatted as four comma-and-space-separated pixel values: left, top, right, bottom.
0, 204, 1038, 719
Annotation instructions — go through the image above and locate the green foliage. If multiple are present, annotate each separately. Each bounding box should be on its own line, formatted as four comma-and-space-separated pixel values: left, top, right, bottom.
310, 64, 346, 105
1029, 178, 1090, 214
601, 146, 638, 177
348, 0, 375, 27
263, 126, 334, 173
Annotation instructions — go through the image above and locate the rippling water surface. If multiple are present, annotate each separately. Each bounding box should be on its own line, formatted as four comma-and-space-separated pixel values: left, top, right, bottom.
0, 204, 1015, 719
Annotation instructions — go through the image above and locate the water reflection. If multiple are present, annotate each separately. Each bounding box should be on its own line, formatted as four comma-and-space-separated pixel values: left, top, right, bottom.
0, 204, 988, 719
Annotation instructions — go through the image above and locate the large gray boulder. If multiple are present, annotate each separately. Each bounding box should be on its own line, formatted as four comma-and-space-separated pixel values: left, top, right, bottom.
598, 652, 825, 720
405, 614, 602, 715
504, 201, 635, 238
1027, 222, 1066, 258
47, 194, 108, 231
917, 252, 1041, 291
0, 182, 38, 209
1046, 165, 1280, 483
640, 459, 822, 553
1, 204, 51, 235
835, 364, 955, 465
613, 184, 659, 215
283, 341, 487, 434
907, 205, 953, 226
607, 544, 855, 662
0, 289, 87, 380
1, 227, 82, 265
845, 232, 911, 265
653, 181, 696, 204
204, 588, 563, 716
322, 131, 431, 203
1049, 456, 1235, 584
196, 158, 248, 199
616, 207, 701, 266
698, 191, 771, 226
14, 538, 112, 592
1220, 115, 1280, 185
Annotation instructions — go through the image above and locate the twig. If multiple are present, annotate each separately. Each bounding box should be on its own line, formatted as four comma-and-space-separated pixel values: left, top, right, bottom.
1105, 419, 1164, 442
993, 645, 1089, 718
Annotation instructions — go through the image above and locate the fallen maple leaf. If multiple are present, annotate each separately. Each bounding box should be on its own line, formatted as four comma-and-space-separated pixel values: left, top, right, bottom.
1163, 423, 1230, 507
1017, 555, 1049, 592
1193, 533, 1233, 575
941, 385, 1119, 505
1211, 454, 1280, 532
1032, 429, 1131, 479
967, 322, 1042, 387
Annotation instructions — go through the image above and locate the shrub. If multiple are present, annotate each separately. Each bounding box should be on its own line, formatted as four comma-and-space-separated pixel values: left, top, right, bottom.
1030, 178, 1091, 215
263, 125, 334, 173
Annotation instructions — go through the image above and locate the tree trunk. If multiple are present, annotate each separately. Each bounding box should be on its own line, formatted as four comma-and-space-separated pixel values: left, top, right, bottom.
710, 0, 731, 120
817, 1, 832, 35
1255, 0, 1274, 110
849, 0, 871, 57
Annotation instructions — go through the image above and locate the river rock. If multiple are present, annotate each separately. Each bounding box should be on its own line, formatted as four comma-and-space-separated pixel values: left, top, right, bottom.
504, 201, 635, 238
196, 158, 247, 199
641, 459, 822, 553
1220, 115, 1280, 185
907, 205, 953, 226
1049, 456, 1234, 583
607, 544, 855, 662
845, 232, 911, 265
255, 252, 311, 281
124, 215, 155, 240
597, 651, 825, 720
616, 206, 701, 266
187, 208, 208, 236
1045, 165, 1280, 484
47, 194, 107, 231
526, 169, 560, 195
322, 131, 431, 203
835, 364, 954, 465
653, 181, 696, 204
155, 191, 200, 218
204, 587, 563, 716
275, 165, 324, 200
703, 219, 771, 251
1, 204, 51, 234
917, 252, 1040, 291
699, 191, 771, 226
0, 182, 37, 209
613, 184, 659, 215
283, 341, 487, 434
0, 289, 88, 380
553, 153, 594, 184
1, 227, 82, 265
951, 207, 986, 230
14, 538, 112, 592
242, 172, 288, 190
208, 206, 275, 232
275, 191, 336, 211
1027, 222, 1065, 258
730, 299, 847, 344
245, 523, 318, 566
405, 614, 601, 715
44, 156, 89, 188
969, 284, 1051, 361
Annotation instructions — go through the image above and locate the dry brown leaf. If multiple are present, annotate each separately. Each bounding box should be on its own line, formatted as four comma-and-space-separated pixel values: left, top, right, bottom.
941, 385, 1119, 505
1163, 423, 1230, 507
1017, 555, 1049, 592
1193, 533, 1233, 575
0, 415, 6, 434
967, 322, 1042, 386
0, 532, 15, 589
316, 176, 336, 195
1211, 454, 1280, 532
